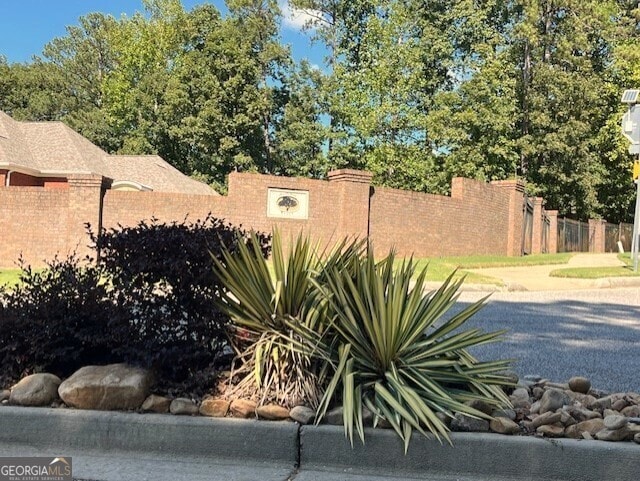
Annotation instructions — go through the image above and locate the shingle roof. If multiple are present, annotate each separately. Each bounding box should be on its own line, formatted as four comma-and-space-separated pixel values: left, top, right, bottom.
0, 111, 218, 195
107, 155, 216, 195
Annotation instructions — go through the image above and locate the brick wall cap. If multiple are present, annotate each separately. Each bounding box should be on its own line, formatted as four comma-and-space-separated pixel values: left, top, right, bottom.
327, 169, 373, 184
490, 179, 526, 193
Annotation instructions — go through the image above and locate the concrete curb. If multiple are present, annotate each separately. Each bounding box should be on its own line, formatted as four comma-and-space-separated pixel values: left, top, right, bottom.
0, 406, 298, 464
1, 407, 639, 481
301, 425, 640, 481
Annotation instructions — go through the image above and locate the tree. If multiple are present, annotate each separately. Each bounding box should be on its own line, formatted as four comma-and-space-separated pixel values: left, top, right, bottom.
42, 12, 120, 150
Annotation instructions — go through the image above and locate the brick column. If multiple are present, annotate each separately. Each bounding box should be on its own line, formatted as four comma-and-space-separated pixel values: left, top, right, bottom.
588, 219, 606, 253
531, 197, 544, 254
327, 169, 373, 240
490, 179, 526, 256
546, 210, 559, 254
67, 174, 106, 259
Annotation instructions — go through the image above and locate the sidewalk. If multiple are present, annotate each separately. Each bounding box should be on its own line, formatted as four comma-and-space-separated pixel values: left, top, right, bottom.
465, 253, 640, 292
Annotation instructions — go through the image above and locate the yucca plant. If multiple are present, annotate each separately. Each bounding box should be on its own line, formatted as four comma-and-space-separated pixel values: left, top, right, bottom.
312, 249, 513, 451
212, 230, 364, 408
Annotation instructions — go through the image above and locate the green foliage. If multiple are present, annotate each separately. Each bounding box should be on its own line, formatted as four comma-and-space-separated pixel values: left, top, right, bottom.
312, 251, 512, 450
0, 217, 267, 395
215, 231, 511, 447
212, 231, 335, 407
2, 1, 640, 218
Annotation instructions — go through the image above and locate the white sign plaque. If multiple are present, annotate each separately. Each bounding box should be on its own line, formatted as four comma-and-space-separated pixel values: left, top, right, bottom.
267, 188, 309, 220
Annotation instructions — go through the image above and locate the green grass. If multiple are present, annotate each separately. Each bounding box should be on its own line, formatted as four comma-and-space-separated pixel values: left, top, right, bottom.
396, 253, 574, 285
0, 269, 22, 287
549, 252, 640, 279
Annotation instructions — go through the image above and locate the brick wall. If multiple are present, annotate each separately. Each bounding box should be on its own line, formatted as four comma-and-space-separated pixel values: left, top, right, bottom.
0, 187, 71, 266
102, 191, 229, 229
1, 169, 544, 268
369, 177, 515, 257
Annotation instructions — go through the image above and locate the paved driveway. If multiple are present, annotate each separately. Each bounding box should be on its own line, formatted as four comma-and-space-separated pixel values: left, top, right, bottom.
455, 287, 640, 393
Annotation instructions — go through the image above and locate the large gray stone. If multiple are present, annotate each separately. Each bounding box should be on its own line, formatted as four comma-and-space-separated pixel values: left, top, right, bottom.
450, 413, 490, 432
539, 389, 570, 414
324, 406, 344, 425
58, 364, 152, 410
10, 373, 61, 407
604, 414, 628, 430
290, 406, 315, 425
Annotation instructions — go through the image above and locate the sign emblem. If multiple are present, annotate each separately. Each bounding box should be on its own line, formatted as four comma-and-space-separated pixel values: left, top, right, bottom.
277, 195, 300, 213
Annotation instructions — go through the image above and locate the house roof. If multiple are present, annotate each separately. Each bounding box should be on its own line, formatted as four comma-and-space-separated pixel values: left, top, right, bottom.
0, 111, 218, 195
107, 155, 215, 195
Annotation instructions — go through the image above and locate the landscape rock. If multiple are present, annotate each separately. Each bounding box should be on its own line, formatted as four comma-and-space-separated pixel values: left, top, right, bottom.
490, 417, 520, 435
539, 389, 570, 414
560, 410, 576, 427
621, 405, 640, 417
595, 427, 628, 442
141, 394, 171, 414
591, 396, 613, 411
230, 399, 257, 418
530, 412, 561, 429
0, 390, 9, 402
568, 406, 601, 422
568, 376, 591, 394
491, 408, 516, 421
290, 406, 315, 425
627, 423, 640, 439
10, 373, 61, 407
324, 406, 344, 425
169, 398, 198, 415
544, 381, 569, 390
635, 433, 640, 444
564, 419, 605, 439
435, 412, 452, 428
529, 401, 540, 414
465, 399, 494, 416
612, 399, 628, 411
256, 404, 290, 420
199, 398, 230, 417
450, 413, 489, 432
58, 364, 152, 410
603, 414, 628, 430
511, 388, 530, 401
536, 423, 564, 437
532, 387, 545, 400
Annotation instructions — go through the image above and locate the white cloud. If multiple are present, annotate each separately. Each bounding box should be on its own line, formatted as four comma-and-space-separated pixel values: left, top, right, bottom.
279, 1, 322, 31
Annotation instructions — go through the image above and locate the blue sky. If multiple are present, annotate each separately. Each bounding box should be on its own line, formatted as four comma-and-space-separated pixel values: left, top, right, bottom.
0, 0, 324, 67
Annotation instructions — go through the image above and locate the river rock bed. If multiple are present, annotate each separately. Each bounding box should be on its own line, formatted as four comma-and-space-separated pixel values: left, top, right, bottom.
2, 366, 639, 444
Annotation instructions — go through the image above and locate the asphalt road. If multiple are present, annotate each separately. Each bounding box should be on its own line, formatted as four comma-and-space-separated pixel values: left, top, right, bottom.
454, 287, 640, 393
